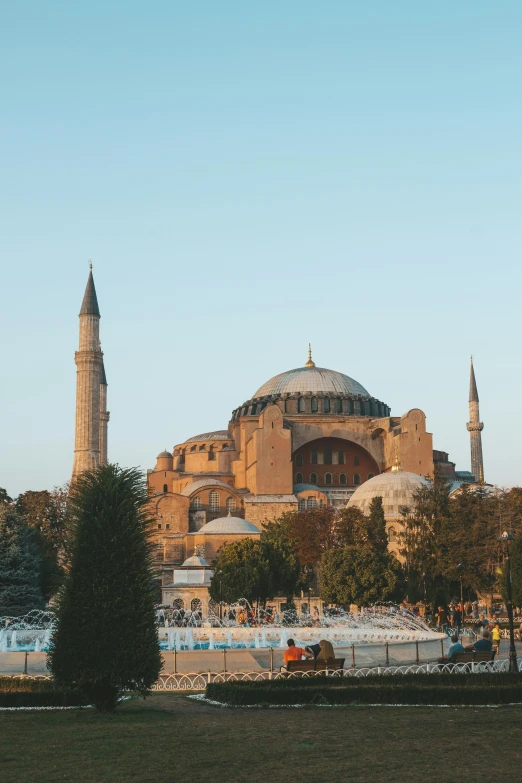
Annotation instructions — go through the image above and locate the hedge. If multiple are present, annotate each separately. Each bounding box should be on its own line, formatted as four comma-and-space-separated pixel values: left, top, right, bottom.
0, 677, 89, 708
206, 673, 522, 706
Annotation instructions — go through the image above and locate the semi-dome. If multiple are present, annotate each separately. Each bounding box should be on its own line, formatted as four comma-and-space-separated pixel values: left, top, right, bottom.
185, 430, 230, 443
348, 471, 430, 519
198, 516, 260, 535
254, 366, 369, 398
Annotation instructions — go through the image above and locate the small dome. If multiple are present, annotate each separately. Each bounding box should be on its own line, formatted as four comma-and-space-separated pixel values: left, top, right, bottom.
157, 450, 172, 459
348, 471, 430, 519
181, 554, 210, 568
253, 366, 369, 398
198, 516, 260, 535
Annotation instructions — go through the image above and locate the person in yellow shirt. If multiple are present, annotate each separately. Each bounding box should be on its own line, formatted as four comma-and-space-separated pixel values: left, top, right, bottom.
491, 622, 501, 654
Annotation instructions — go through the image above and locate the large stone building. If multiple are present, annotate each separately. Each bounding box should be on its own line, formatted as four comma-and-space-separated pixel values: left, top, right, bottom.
71, 273, 485, 609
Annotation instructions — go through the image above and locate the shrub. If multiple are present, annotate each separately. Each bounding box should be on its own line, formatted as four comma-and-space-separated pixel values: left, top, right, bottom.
0, 676, 88, 708
206, 673, 522, 706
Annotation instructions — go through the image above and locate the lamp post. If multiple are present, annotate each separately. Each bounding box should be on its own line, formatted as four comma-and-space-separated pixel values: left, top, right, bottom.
217, 569, 223, 622
457, 563, 465, 637
499, 532, 518, 674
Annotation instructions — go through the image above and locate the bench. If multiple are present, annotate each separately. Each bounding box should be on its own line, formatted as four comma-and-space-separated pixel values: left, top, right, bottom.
453, 651, 496, 664
285, 658, 345, 674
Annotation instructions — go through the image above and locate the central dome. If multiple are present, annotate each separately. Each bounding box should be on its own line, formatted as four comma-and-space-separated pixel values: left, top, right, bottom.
254, 365, 369, 398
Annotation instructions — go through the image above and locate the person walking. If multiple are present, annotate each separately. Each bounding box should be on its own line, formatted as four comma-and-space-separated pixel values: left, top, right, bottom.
491, 622, 501, 655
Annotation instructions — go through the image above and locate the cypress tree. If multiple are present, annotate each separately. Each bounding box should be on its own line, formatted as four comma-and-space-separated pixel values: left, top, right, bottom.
367, 496, 388, 554
48, 465, 162, 712
0, 507, 44, 616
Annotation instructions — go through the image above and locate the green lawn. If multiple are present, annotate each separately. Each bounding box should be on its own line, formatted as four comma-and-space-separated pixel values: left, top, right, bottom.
2, 694, 521, 782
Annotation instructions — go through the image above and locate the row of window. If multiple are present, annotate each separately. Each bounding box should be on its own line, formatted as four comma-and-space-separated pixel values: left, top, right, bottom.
190, 492, 237, 513
297, 497, 325, 510
295, 472, 374, 486
295, 451, 362, 466
237, 398, 390, 418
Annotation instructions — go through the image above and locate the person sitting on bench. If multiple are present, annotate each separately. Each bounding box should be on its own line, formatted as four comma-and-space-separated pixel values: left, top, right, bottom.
284, 638, 313, 664
465, 629, 493, 652
317, 639, 335, 661
438, 634, 465, 664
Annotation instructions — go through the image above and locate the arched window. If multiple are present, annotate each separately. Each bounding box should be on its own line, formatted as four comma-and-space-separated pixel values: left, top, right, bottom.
354, 474, 361, 485
209, 490, 220, 512
354, 455, 360, 466
324, 397, 330, 413
311, 397, 318, 413
311, 450, 318, 465
307, 497, 317, 509
338, 450, 345, 464
295, 453, 303, 466
310, 472, 318, 485
325, 473, 332, 485
298, 397, 305, 412
295, 472, 303, 484
226, 497, 236, 513
298, 498, 306, 511
339, 473, 347, 485
284, 399, 289, 413
368, 473, 375, 480
208, 446, 215, 461
388, 527, 397, 543
190, 496, 202, 510
191, 598, 202, 612
173, 598, 184, 611
324, 446, 332, 465
163, 484, 168, 493
336, 398, 342, 414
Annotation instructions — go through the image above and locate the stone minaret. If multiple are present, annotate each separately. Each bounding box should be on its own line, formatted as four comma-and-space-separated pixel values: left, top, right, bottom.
72, 266, 107, 479
99, 359, 109, 464
466, 356, 484, 483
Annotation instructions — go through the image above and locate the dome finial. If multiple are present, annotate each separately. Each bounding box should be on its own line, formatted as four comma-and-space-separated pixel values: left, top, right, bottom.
89, 258, 92, 271
305, 343, 315, 368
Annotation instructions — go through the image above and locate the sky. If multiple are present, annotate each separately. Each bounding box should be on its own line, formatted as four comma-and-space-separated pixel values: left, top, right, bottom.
1, 1, 521, 496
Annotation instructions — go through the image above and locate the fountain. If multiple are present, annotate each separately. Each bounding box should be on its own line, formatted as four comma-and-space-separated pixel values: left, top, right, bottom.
209, 633, 215, 650
168, 630, 175, 650
10, 631, 17, 650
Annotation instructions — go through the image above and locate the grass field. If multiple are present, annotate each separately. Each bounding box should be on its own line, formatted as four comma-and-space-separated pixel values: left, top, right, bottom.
2, 693, 521, 782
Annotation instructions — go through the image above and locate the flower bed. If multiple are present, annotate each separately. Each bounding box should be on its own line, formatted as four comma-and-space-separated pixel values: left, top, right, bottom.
206, 672, 522, 706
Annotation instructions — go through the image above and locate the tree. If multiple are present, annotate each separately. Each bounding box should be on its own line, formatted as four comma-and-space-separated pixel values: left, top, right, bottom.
0, 488, 12, 506
320, 546, 402, 606
209, 539, 270, 605
0, 507, 44, 616
277, 506, 338, 567
508, 533, 522, 608
48, 465, 162, 712
15, 487, 69, 600
260, 520, 302, 600
367, 496, 389, 554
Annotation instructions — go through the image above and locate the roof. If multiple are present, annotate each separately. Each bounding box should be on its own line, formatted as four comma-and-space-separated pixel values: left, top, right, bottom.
469, 358, 479, 402
156, 450, 172, 459
79, 270, 100, 317
180, 478, 236, 496
253, 365, 369, 398
348, 471, 430, 519
181, 554, 210, 568
198, 516, 261, 534
184, 430, 230, 443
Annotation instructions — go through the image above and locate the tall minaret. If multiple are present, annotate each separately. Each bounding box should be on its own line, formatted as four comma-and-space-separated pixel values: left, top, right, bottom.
99, 359, 109, 464
466, 356, 484, 483
72, 266, 105, 479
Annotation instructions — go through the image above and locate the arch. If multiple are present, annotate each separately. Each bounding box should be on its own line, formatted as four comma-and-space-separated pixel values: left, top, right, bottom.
339, 473, 347, 485
368, 472, 375, 479
310, 472, 318, 485
325, 472, 332, 485
324, 397, 331, 413
163, 484, 168, 493
295, 472, 303, 484
226, 496, 237, 513
354, 473, 361, 485
191, 598, 202, 612
209, 490, 220, 512
336, 398, 343, 414
311, 397, 318, 413
298, 397, 305, 412
208, 445, 215, 461
173, 598, 184, 611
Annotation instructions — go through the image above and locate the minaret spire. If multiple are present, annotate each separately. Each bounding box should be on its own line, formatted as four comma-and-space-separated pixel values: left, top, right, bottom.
466, 356, 484, 483
72, 268, 108, 479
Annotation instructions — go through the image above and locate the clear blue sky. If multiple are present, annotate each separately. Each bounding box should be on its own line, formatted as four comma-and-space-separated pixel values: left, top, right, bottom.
1, 2, 520, 496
